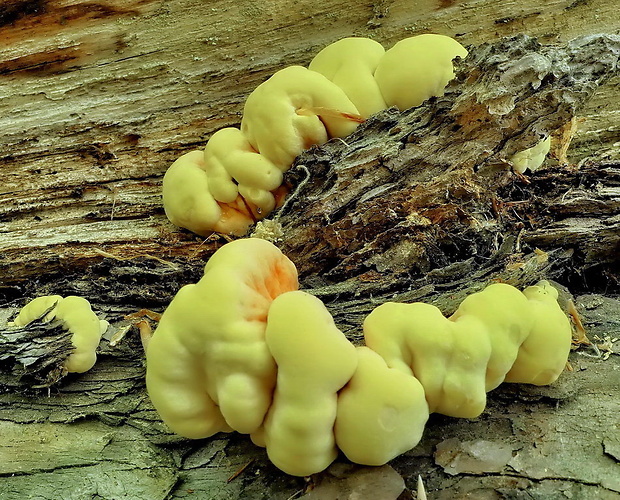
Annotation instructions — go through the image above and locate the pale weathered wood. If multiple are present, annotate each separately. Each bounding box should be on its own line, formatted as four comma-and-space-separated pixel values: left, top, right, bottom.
1, 0, 619, 283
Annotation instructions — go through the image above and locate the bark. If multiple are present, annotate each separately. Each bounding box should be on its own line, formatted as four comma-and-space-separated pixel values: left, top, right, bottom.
1, 2, 620, 499
270, 33, 620, 282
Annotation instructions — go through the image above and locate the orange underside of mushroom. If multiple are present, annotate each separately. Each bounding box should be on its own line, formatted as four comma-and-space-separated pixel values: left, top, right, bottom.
212, 185, 290, 236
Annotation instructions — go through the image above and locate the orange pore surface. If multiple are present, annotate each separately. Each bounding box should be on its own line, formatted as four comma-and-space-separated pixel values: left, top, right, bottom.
246, 253, 299, 324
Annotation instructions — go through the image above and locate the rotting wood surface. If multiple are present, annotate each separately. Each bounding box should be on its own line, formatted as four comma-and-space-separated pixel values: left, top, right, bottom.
271, 33, 620, 284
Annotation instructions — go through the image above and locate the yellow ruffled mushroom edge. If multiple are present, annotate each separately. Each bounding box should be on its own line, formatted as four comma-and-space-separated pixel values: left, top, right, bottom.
163, 34, 550, 237
145, 238, 571, 476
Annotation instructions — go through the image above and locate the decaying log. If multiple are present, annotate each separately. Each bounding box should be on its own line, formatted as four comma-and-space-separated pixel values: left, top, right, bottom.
1, 287, 618, 499
267, 34, 620, 283
1, 30, 619, 500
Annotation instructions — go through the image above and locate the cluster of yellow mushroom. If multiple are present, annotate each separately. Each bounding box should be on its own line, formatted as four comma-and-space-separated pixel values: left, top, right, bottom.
145, 238, 572, 476
9, 295, 109, 374
163, 34, 470, 237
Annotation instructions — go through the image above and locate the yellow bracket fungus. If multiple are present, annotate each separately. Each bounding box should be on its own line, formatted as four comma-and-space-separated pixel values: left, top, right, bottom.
146, 239, 572, 476
374, 34, 468, 110
163, 34, 554, 237
309, 37, 387, 118
162, 34, 469, 237
364, 282, 571, 419
258, 291, 357, 476
145, 238, 299, 438
11, 295, 109, 374
162, 149, 280, 236
335, 346, 429, 466
241, 65, 361, 169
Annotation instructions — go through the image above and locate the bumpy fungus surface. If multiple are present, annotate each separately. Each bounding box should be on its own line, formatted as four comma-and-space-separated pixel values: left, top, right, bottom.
163, 150, 263, 237
204, 127, 283, 215
364, 282, 571, 418
258, 291, 357, 476
335, 346, 429, 466
145, 238, 299, 438
162, 34, 469, 236
11, 295, 108, 373
241, 66, 361, 169
146, 239, 572, 476
309, 37, 387, 118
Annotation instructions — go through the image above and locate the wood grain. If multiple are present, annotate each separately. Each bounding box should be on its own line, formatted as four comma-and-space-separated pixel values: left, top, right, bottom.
1, 0, 619, 288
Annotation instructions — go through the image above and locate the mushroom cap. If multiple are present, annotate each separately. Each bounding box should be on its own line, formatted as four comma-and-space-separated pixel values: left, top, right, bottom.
162, 150, 260, 236
364, 301, 494, 418
510, 136, 551, 173
309, 37, 387, 118
241, 65, 360, 169
146, 238, 299, 438
335, 346, 429, 466
374, 34, 468, 110
203, 127, 283, 213
260, 290, 357, 476
505, 281, 572, 385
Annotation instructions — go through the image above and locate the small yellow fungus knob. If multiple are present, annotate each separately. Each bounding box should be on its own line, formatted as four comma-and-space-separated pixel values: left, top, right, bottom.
11, 295, 63, 326
510, 136, 552, 173
309, 37, 387, 118
505, 281, 572, 385
374, 34, 468, 110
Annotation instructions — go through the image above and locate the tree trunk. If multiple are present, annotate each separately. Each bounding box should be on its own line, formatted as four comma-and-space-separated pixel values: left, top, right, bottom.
1, 1, 619, 499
